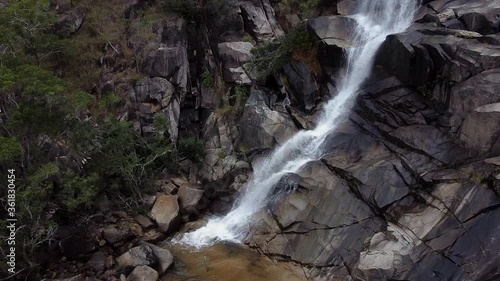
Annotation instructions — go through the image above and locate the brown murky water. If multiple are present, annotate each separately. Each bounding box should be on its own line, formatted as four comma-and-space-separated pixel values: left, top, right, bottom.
161, 242, 307, 281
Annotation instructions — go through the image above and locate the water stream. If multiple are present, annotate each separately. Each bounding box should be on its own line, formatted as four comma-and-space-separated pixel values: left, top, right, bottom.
181, 0, 418, 248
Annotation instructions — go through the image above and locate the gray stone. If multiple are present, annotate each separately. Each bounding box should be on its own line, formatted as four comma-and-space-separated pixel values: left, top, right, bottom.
102, 226, 123, 244
283, 60, 318, 111
217, 42, 254, 84
138, 241, 174, 274
126, 265, 158, 281
149, 195, 179, 233
131, 77, 174, 105
177, 184, 205, 210
240, 0, 283, 40
239, 87, 298, 151
117, 245, 157, 271
88, 252, 107, 272
307, 16, 360, 67
134, 215, 155, 229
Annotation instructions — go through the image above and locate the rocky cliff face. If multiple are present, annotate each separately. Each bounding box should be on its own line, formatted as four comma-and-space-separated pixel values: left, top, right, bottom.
244, 1, 500, 280
40, 0, 500, 280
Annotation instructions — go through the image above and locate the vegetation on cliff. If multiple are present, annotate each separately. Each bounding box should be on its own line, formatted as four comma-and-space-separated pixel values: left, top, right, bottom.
0, 1, 204, 278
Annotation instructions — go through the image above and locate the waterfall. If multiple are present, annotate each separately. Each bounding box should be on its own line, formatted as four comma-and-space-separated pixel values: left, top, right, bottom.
180, 0, 418, 248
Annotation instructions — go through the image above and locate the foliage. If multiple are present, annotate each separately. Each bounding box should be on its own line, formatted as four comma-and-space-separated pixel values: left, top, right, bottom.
153, 113, 170, 135
160, 0, 200, 19
299, 0, 320, 15
178, 137, 205, 163
98, 93, 122, 110
242, 34, 254, 42
279, 0, 320, 17
0, 0, 67, 65
250, 25, 316, 78
60, 172, 100, 210
0, 0, 209, 278
216, 85, 249, 116
61, 0, 133, 92
0, 137, 22, 165
201, 71, 215, 88
68, 90, 96, 113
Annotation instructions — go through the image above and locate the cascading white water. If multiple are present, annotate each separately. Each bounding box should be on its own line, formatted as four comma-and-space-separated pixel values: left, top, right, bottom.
180, 0, 418, 248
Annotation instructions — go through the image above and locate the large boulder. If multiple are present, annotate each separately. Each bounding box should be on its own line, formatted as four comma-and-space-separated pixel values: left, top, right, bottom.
198, 113, 240, 182
137, 241, 174, 275
128, 77, 180, 142
149, 195, 180, 233
177, 184, 205, 210
131, 77, 174, 105
116, 245, 157, 272
336, 0, 358, 15
239, 87, 298, 152
376, 26, 500, 86
425, 0, 500, 34
240, 0, 283, 41
126, 265, 158, 281
102, 226, 124, 244
283, 60, 319, 111
217, 42, 254, 84
307, 16, 360, 67
141, 18, 189, 89
249, 160, 382, 267
204, 1, 245, 43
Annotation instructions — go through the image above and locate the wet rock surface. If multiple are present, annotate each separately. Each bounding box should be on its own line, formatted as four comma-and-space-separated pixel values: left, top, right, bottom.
244, 1, 500, 280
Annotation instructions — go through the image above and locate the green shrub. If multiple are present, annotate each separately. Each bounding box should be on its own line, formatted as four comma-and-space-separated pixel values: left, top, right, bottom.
60, 171, 99, 210
98, 93, 122, 109
178, 137, 205, 163
201, 71, 215, 88
279, 0, 319, 17
0, 137, 22, 165
299, 0, 320, 15
153, 112, 170, 135
250, 25, 315, 78
69, 90, 96, 112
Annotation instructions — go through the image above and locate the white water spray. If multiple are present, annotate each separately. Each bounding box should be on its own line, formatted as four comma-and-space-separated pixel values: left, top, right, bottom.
181, 0, 418, 248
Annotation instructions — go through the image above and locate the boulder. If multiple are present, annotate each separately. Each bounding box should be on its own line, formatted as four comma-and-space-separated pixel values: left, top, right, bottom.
134, 215, 155, 229
448, 0, 500, 35
283, 60, 318, 111
116, 245, 157, 272
177, 184, 205, 210
131, 77, 174, 105
126, 265, 158, 281
239, 87, 298, 151
217, 42, 254, 84
307, 16, 360, 67
458, 105, 500, 154
149, 195, 180, 233
249, 161, 381, 267
198, 113, 240, 182
88, 252, 108, 272
336, 0, 358, 15
240, 0, 283, 41
102, 226, 124, 244
141, 18, 189, 89
376, 25, 500, 86
138, 241, 174, 274
204, 0, 245, 43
